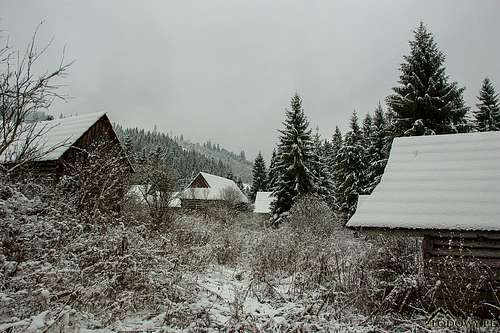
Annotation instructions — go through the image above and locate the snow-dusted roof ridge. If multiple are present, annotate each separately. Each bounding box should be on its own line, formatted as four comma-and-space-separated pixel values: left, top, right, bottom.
182, 172, 249, 203
200, 172, 237, 189
1, 112, 108, 162
347, 131, 500, 232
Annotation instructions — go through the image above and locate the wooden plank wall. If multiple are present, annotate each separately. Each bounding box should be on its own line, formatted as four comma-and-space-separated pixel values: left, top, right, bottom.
188, 174, 209, 188
423, 233, 500, 308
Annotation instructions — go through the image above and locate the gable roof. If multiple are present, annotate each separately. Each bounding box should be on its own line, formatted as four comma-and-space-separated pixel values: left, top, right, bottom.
254, 191, 274, 213
182, 172, 248, 202
347, 131, 500, 232
1, 112, 109, 162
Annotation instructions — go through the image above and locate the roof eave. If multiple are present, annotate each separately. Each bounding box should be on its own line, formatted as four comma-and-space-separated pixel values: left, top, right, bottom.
347, 225, 500, 237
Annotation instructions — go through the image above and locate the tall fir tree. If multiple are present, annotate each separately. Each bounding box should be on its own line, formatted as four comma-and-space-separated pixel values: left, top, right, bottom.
362, 113, 373, 148
270, 93, 317, 224
333, 111, 367, 223
267, 149, 278, 189
311, 128, 334, 199
322, 138, 334, 176
386, 22, 468, 136
328, 127, 343, 197
250, 152, 268, 201
123, 135, 135, 163
331, 127, 343, 160
473, 77, 500, 132
365, 103, 389, 193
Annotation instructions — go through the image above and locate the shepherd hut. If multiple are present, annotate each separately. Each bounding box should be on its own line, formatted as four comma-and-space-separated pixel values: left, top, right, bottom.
1, 112, 133, 177
253, 191, 274, 217
180, 172, 248, 210
346, 131, 500, 307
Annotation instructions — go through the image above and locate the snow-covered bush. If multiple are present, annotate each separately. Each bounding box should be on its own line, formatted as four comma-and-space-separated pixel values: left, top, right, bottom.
251, 196, 367, 311
423, 249, 497, 317
288, 194, 340, 236
360, 235, 424, 315
59, 140, 131, 221
133, 161, 177, 227
0, 180, 201, 328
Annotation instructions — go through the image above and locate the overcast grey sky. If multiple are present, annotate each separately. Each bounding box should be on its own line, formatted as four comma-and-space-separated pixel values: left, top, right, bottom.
1, 0, 499, 160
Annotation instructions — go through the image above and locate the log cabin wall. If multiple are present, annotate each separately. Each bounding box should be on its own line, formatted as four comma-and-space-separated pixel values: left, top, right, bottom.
423, 232, 500, 309
26, 115, 132, 179
181, 199, 227, 210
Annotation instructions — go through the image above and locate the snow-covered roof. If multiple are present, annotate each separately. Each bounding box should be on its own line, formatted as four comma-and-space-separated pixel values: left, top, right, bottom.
1, 112, 108, 162
347, 131, 500, 232
254, 191, 274, 213
182, 172, 248, 203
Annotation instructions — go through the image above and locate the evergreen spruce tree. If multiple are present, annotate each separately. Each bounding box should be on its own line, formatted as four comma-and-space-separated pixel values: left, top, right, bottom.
270, 93, 316, 224
123, 135, 135, 163
386, 22, 468, 136
328, 126, 343, 196
473, 77, 500, 132
362, 113, 373, 152
267, 149, 278, 189
322, 139, 334, 176
366, 103, 389, 193
311, 128, 334, 199
333, 111, 367, 223
250, 152, 268, 202
331, 127, 343, 159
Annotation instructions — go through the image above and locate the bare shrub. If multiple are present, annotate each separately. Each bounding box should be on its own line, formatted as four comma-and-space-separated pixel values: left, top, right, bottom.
134, 161, 177, 228
357, 235, 424, 316
0, 181, 200, 325
288, 194, 339, 236
423, 248, 499, 317
58, 140, 131, 220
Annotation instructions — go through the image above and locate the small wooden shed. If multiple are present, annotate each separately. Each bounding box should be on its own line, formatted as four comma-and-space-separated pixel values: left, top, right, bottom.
253, 191, 274, 217
180, 172, 249, 210
347, 131, 500, 308
1, 112, 133, 178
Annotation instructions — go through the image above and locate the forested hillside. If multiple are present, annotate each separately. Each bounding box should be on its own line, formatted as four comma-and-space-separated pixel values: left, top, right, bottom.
114, 125, 251, 186
173, 136, 253, 183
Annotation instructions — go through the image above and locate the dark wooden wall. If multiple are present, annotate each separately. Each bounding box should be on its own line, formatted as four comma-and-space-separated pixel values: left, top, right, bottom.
181, 199, 227, 210
423, 232, 500, 271
29, 115, 133, 178
188, 174, 209, 188
423, 232, 500, 312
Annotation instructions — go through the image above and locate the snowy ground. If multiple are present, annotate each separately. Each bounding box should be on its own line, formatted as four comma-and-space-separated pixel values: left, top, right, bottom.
0, 184, 472, 332
0, 266, 439, 332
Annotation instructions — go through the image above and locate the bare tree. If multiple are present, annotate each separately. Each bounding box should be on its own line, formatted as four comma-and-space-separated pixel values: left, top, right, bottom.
60, 140, 131, 219
0, 23, 71, 174
136, 161, 177, 225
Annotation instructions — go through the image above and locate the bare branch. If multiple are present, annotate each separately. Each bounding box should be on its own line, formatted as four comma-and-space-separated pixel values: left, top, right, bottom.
0, 22, 72, 174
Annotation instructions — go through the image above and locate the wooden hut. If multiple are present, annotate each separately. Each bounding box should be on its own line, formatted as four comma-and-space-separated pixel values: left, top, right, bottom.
346, 131, 500, 311
253, 191, 274, 218
180, 172, 249, 210
1, 112, 133, 178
